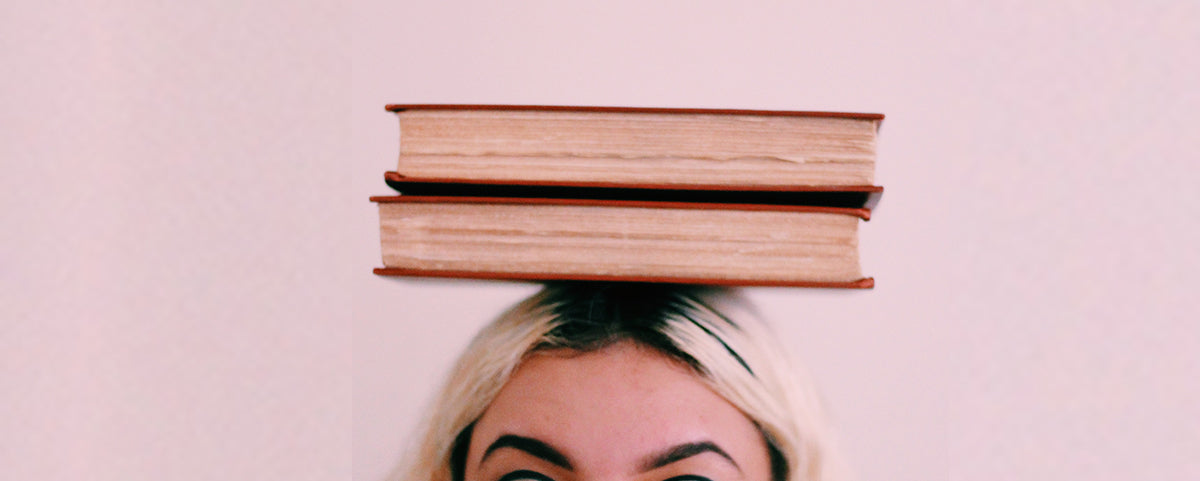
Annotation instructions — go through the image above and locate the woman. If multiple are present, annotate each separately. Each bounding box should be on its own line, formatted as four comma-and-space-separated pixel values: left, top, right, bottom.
394, 283, 846, 481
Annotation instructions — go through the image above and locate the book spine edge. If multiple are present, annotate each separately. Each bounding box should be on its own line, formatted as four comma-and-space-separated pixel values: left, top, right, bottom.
372, 268, 874, 289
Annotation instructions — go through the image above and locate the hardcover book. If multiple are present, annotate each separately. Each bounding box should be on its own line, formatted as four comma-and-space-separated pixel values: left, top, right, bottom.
387, 104, 883, 188
372, 194, 873, 288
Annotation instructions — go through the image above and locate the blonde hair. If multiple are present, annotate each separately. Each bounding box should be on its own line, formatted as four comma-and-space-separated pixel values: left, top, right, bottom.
393, 283, 847, 481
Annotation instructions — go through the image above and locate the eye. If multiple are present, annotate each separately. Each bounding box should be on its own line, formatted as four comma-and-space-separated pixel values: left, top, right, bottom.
497, 470, 556, 481
662, 476, 715, 481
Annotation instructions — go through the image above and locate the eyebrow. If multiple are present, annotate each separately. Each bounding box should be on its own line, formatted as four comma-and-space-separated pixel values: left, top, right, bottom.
640, 441, 741, 473
482, 435, 574, 471
480, 435, 739, 474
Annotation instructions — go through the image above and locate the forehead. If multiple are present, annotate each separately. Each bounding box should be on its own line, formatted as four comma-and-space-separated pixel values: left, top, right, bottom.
467, 342, 769, 479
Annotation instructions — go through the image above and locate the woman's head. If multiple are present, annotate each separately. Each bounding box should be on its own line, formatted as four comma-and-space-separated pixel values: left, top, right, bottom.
397, 283, 843, 481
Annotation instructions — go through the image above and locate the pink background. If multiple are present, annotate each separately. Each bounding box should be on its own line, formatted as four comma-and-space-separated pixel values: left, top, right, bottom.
4, 1, 1198, 480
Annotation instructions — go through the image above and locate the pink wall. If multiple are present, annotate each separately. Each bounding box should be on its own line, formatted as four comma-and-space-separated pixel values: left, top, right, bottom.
4, 1, 1198, 480
2, 2, 351, 480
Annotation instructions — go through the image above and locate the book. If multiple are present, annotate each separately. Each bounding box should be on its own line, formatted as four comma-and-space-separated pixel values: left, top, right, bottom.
371, 194, 873, 288
387, 104, 883, 188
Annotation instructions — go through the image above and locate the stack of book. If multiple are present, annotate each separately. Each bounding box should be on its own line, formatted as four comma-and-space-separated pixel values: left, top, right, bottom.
371, 105, 883, 288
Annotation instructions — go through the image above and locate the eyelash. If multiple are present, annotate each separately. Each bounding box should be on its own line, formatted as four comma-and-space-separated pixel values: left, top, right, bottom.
497, 470, 555, 481
496, 471, 714, 481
